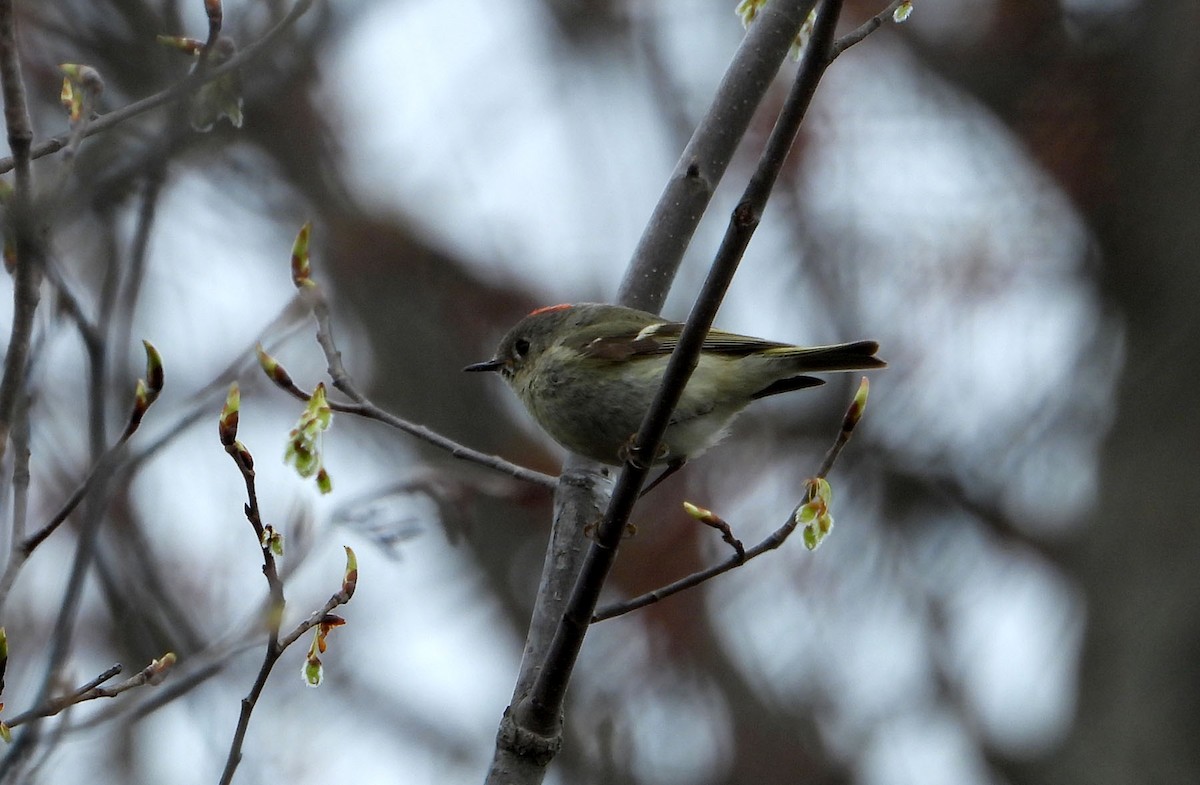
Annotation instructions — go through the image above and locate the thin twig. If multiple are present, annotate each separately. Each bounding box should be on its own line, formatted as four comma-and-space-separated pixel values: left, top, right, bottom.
218, 592, 354, 785
3, 664, 122, 727
4, 655, 174, 728
265, 284, 557, 489
829, 0, 907, 60
41, 262, 103, 352
9, 392, 30, 543
69, 573, 347, 735
69, 639, 259, 732
217, 418, 287, 785
339, 399, 558, 489
593, 376, 868, 622
683, 503, 746, 560
277, 587, 354, 651
111, 174, 166, 384
304, 281, 360, 403
195, 0, 225, 71
0, 401, 147, 613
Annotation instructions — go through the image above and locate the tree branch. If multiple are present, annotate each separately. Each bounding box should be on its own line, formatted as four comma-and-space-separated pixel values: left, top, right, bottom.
3, 656, 174, 728
829, 0, 908, 60
487, 1, 843, 782
522, 0, 843, 733
0, 0, 42, 469
260, 272, 557, 489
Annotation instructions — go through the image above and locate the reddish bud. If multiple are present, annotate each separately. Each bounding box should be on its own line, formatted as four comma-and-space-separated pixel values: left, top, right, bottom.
219, 383, 240, 446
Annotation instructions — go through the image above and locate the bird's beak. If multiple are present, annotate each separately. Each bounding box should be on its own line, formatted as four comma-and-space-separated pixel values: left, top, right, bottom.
463, 358, 505, 373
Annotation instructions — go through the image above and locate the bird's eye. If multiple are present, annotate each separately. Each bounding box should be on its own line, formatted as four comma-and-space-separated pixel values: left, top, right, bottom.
514, 338, 531, 357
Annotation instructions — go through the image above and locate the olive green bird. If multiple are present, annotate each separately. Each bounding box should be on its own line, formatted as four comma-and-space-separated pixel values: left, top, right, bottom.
465, 303, 884, 471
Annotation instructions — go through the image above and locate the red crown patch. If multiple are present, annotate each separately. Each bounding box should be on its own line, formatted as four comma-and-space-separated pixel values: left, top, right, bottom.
528, 303, 573, 316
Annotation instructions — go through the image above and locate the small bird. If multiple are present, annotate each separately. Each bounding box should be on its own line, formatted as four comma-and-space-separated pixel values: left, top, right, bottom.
465, 303, 884, 472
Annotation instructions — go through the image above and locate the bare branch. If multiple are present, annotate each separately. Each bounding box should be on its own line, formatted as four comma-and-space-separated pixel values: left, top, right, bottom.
4, 654, 175, 730
259, 276, 557, 490
829, 0, 908, 60
0, 0, 43, 469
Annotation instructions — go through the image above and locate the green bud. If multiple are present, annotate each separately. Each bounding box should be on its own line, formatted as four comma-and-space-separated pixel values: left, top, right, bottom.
302, 654, 322, 688
843, 377, 869, 432
261, 525, 284, 556
285, 385, 333, 486
143, 340, 164, 397
290, 223, 312, 288
797, 479, 834, 551
342, 546, 358, 598
126, 379, 151, 435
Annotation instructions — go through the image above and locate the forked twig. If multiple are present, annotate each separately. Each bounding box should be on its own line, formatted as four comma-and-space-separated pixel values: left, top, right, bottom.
3, 657, 175, 729
592, 377, 869, 622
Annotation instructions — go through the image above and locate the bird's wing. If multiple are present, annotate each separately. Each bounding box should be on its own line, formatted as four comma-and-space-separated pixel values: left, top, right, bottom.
575, 321, 789, 360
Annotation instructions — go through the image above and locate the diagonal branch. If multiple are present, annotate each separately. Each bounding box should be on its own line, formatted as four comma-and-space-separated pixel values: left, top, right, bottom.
260, 278, 557, 489
484, 7, 849, 783
3, 656, 175, 729
829, 0, 908, 60
519, 0, 844, 741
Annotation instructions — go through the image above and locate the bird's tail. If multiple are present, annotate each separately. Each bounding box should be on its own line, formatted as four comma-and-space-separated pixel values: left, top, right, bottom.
764, 340, 886, 372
